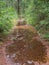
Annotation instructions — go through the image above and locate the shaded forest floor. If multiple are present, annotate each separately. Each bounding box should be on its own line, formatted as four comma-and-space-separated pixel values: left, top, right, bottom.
0, 25, 49, 65
0, 39, 49, 65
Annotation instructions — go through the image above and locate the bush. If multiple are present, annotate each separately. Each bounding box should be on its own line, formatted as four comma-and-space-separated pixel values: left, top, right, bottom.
23, 0, 49, 40
0, 0, 17, 35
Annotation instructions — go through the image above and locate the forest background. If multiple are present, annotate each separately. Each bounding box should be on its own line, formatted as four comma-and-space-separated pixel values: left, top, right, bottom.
0, 0, 49, 41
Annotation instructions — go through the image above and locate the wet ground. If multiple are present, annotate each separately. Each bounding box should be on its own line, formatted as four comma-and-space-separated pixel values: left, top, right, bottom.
0, 26, 49, 65
0, 40, 49, 65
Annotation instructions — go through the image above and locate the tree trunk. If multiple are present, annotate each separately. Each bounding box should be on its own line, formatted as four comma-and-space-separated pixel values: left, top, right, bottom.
18, 0, 20, 16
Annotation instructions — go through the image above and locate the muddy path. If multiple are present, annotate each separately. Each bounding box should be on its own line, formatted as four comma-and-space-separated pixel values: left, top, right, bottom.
0, 40, 49, 65
0, 25, 49, 65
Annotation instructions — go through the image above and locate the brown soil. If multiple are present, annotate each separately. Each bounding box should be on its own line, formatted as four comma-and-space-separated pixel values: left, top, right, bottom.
0, 40, 49, 65
0, 25, 49, 65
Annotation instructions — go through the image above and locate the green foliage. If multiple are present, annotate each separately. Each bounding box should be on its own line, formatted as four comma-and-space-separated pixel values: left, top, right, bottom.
0, 0, 49, 40
19, 0, 49, 40
0, 0, 17, 35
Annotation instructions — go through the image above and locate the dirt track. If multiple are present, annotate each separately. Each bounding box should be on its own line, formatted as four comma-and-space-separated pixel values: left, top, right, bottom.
0, 40, 49, 65
0, 25, 49, 65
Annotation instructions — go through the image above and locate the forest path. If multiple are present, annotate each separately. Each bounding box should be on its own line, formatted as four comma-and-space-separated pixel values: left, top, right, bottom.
0, 24, 49, 65
0, 41, 49, 65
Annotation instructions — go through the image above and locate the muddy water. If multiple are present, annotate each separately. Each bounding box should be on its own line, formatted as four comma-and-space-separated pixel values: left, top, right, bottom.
5, 29, 47, 65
